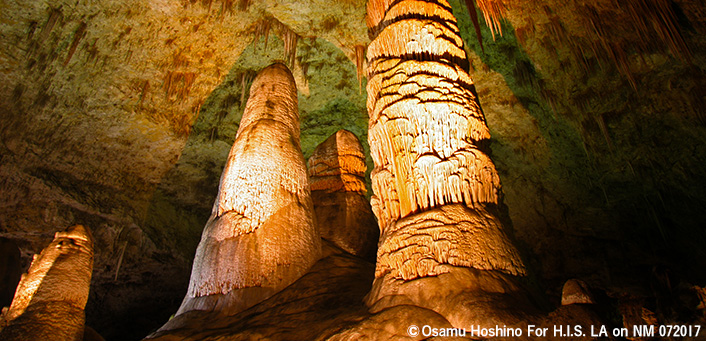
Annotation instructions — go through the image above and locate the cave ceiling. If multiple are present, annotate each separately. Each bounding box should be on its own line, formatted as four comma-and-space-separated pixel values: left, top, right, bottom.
0, 0, 705, 339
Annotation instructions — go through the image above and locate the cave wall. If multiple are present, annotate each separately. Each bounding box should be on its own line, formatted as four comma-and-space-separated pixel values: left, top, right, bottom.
0, 0, 705, 338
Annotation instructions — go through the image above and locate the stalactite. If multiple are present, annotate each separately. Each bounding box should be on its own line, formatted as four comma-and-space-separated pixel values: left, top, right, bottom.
354, 45, 366, 92
253, 19, 271, 49
475, 0, 506, 39
281, 25, 298, 68
614, 0, 692, 62
63, 22, 86, 66
237, 0, 250, 11
596, 113, 613, 150
28, 7, 62, 57
540, 88, 558, 117
163, 71, 196, 101
463, 0, 484, 52
569, 0, 691, 90
252, 18, 299, 67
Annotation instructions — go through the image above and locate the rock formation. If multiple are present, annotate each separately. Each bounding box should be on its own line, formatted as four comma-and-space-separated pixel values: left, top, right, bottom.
307, 130, 379, 260
363, 0, 536, 328
0, 225, 94, 341
165, 63, 321, 321
561, 279, 595, 306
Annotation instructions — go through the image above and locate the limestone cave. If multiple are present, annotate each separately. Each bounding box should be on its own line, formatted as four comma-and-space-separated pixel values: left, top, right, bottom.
1, 0, 706, 340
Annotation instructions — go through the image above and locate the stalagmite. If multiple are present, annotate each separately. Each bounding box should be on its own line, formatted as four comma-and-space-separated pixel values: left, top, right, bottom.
307, 130, 379, 260
172, 63, 321, 318
561, 279, 595, 306
0, 225, 94, 340
364, 0, 536, 329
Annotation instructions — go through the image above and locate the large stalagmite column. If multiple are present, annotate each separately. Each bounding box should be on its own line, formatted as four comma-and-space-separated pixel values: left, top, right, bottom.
365, 0, 536, 328
174, 63, 321, 317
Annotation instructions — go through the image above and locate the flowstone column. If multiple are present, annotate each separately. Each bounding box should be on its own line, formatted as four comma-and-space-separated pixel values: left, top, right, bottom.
365, 0, 536, 328
172, 63, 321, 318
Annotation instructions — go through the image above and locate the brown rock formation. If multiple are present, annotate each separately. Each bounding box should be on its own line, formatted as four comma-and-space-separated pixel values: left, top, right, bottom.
561, 279, 595, 306
0, 225, 94, 341
307, 130, 379, 260
363, 0, 536, 328
167, 63, 321, 319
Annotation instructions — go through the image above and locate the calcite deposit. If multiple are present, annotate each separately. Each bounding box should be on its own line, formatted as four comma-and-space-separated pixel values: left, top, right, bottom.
0, 0, 705, 339
366, 0, 526, 280
0, 225, 93, 341
307, 130, 379, 260
363, 0, 537, 329
171, 63, 321, 318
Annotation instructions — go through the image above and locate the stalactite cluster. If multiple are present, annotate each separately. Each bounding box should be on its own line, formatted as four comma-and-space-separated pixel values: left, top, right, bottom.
185, 0, 250, 14
475, 0, 506, 39
509, 0, 691, 90
253, 18, 300, 68
366, 0, 526, 279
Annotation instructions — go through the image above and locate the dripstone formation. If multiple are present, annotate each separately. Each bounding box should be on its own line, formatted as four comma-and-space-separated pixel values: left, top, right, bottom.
5, 0, 669, 339
363, 0, 537, 328
0, 225, 94, 341
168, 62, 321, 319
307, 129, 379, 261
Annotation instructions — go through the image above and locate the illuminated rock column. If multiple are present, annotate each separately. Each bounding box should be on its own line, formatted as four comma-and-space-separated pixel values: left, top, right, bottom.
176, 63, 321, 316
307, 130, 379, 260
0, 225, 94, 340
365, 0, 533, 327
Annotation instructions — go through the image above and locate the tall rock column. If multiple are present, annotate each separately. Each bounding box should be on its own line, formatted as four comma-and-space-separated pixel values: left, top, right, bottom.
365, 0, 536, 328
0, 225, 94, 340
307, 130, 379, 261
173, 63, 321, 318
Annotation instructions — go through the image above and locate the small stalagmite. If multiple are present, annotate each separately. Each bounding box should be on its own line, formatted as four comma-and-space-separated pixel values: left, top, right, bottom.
561, 279, 595, 306
364, 0, 536, 329
307, 129, 379, 260
171, 63, 321, 318
0, 225, 94, 341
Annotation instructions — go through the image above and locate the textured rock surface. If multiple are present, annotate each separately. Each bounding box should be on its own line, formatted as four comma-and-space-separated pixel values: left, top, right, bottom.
561, 279, 595, 306
147, 241, 376, 340
0, 225, 93, 340
171, 63, 321, 318
0, 1, 367, 338
0, 0, 705, 338
366, 0, 525, 279
361, 0, 536, 330
308, 130, 378, 260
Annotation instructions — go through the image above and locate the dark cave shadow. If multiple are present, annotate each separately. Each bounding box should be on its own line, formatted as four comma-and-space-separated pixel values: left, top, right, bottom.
450, 0, 706, 294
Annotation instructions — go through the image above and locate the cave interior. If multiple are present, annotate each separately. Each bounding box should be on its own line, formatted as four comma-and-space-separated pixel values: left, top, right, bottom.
1, 0, 706, 339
